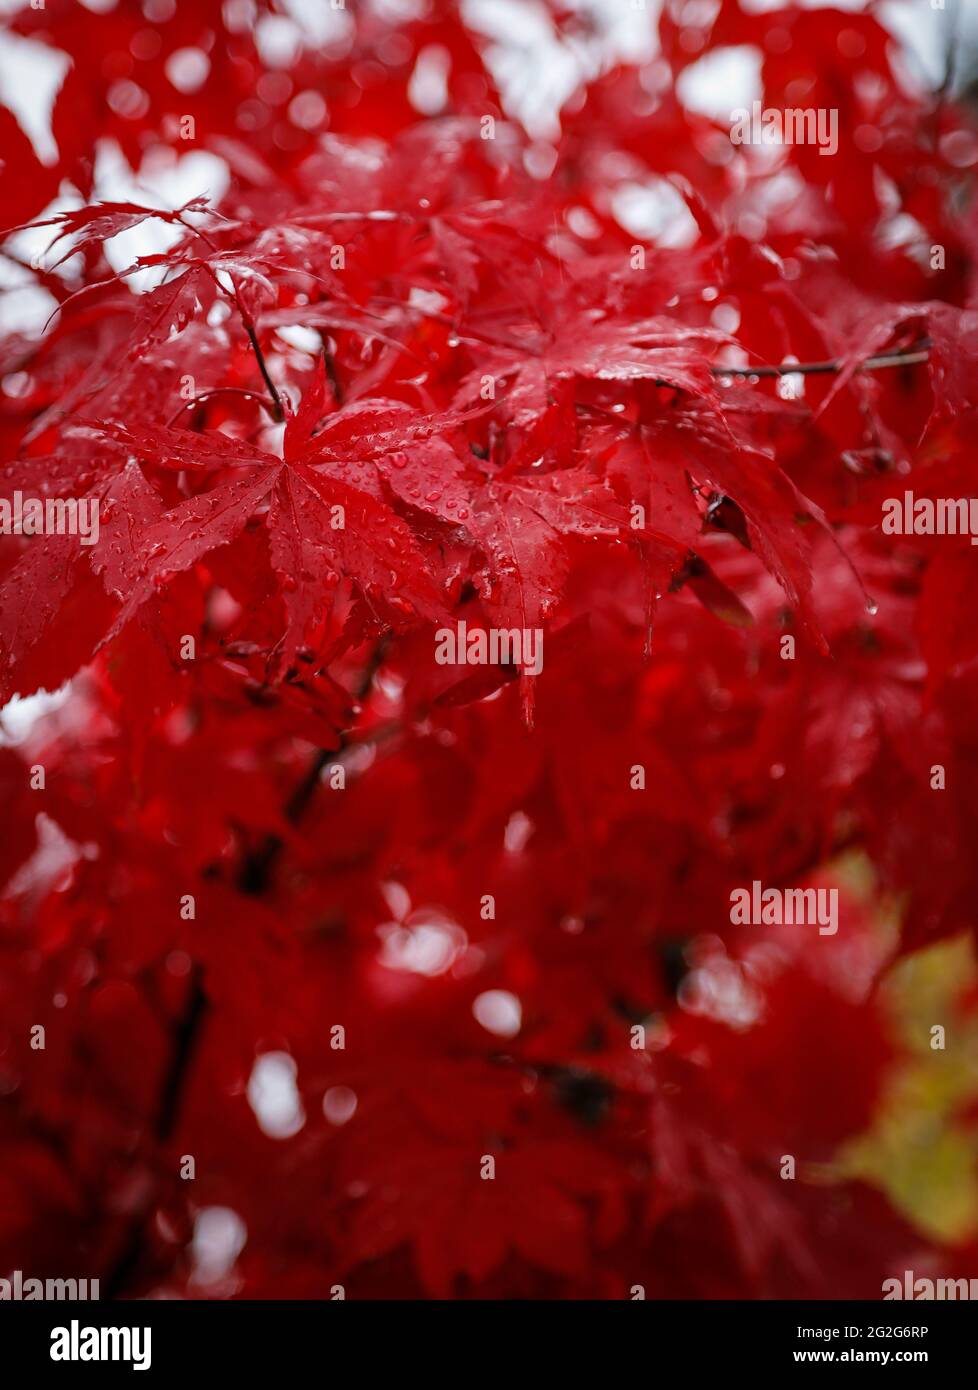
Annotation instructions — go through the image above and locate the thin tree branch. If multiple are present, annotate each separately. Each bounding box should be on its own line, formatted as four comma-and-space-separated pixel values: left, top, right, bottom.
199, 261, 285, 421
322, 341, 344, 407
154, 967, 208, 1142
237, 639, 391, 894
244, 321, 285, 421
102, 966, 209, 1298
711, 340, 931, 379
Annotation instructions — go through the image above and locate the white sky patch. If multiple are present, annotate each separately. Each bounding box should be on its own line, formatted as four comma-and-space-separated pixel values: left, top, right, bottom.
323, 1085, 358, 1126
85, 139, 230, 286
1, 135, 229, 312
503, 809, 534, 854
462, 0, 591, 140
740, 0, 871, 10
463, 0, 660, 135
0, 685, 72, 746
472, 989, 522, 1038
381, 878, 412, 922
2, 185, 84, 281
247, 1051, 306, 1139
378, 916, 467, 976
881, 0, 953, 93
255, 13, 303, 69
374, 0, 428, 19
275, 324, 322, 354
678, 954, 762, 1029
676, 44, 763, 122
612, 178, 699, 248
711, 301, 741, 335
878, 211, 928, 254
591, 0, 661, 64
376, 885, 468, 977
2, 812, 92, 903
190, 1207, 247, 1286
0, 262, 56, 339
408, 43, 451, 116
0, 30, 71, 166
279, 0, 354, 47
165, 47, 211, 95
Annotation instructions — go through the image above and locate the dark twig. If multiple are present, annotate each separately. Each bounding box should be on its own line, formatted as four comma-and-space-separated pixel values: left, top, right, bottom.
102, 966, 209, 1298
244, 322, 285, 421
198, 261, 285, 421
237, 638, 390, 895
711, 340, 931, 379
321, 342, 344, 407
154, 967, 208, 1142
287, 637, 390, 824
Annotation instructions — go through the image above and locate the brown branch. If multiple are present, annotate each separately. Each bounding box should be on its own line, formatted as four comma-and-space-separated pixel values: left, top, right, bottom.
711, 340, 931, 379
199, 261, 285, 421
237, 639, 391, 895
287, 637, 390, 824
244, 321, 285, 420
102, 966, 209, 1299
321, 341, 344, 407
154, 967, 208, 1142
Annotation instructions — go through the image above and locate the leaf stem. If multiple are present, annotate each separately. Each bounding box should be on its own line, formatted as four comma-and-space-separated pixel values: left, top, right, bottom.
199, 260, 285, 421
165, 387, 278, 427
244, 321, 285, 421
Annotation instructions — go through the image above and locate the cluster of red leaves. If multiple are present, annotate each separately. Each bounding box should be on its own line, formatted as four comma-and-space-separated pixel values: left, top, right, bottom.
1, 0, 978, 1299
